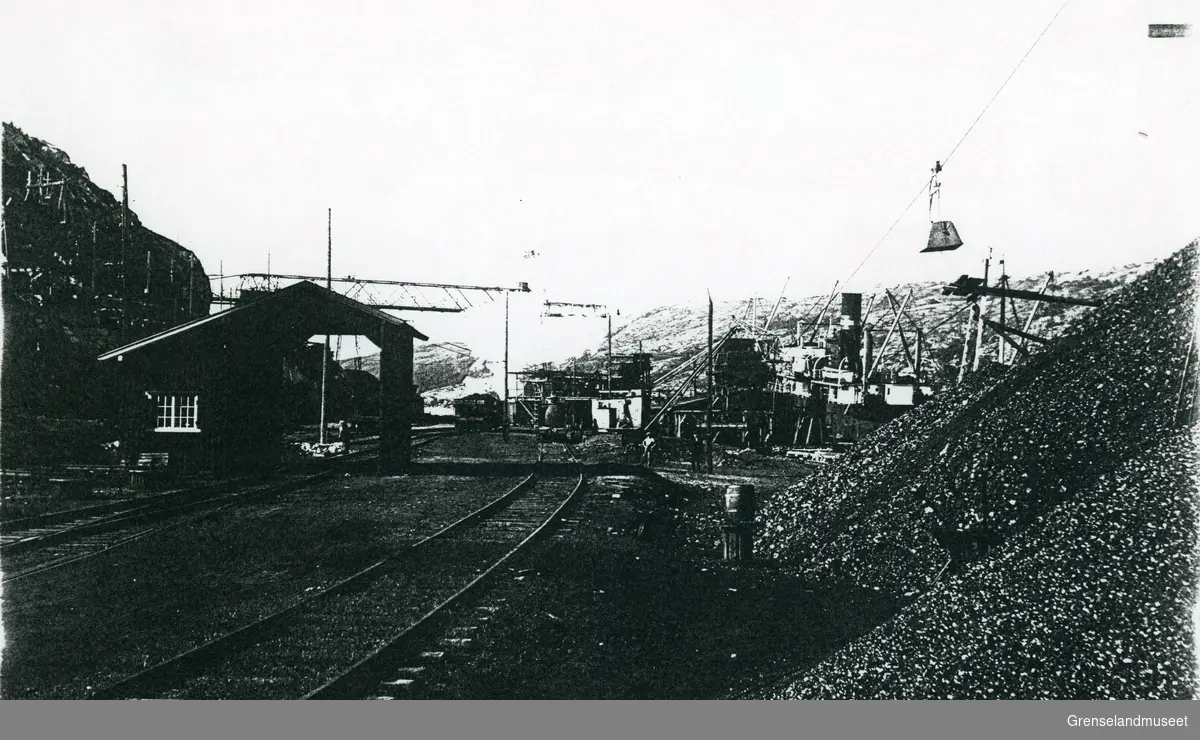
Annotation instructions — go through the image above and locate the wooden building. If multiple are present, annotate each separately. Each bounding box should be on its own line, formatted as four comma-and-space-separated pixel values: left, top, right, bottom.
97, 281, 427, 475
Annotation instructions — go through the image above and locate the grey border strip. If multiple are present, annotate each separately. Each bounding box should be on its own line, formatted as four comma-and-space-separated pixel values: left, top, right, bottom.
0, 700, 1196, 740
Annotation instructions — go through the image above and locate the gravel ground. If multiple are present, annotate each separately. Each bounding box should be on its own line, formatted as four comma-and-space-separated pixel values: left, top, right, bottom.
0, 472, 520, 699
404, 474, 894, 699
163, 476, 579, 699
1, 478, 188, 522
415, 432, 541, 464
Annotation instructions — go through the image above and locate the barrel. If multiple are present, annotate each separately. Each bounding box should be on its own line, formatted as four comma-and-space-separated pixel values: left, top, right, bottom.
724, 484, 756, 524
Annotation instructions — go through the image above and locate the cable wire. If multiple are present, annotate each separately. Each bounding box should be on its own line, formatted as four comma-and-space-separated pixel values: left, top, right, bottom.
841, 0, 1074, 290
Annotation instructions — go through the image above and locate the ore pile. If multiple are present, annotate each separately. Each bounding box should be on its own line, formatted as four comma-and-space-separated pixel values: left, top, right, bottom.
756, 242, 1199, 698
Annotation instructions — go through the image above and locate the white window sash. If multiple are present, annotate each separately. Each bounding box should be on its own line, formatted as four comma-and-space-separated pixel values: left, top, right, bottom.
154, 394, 201, 433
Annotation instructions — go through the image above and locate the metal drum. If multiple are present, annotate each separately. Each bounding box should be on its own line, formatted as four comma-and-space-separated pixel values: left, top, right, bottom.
724, 484, 756, 524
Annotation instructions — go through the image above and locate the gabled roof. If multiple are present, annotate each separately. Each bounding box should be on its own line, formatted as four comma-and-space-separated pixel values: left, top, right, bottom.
98, 280, 427, 361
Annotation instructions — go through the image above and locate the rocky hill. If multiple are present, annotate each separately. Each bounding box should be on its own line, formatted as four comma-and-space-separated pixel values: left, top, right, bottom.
2, 123, 211, 462
339, 340, 489, 403
746, 240, 1199, 699
388, 261, 1157, 406
581, 261, 1157, 387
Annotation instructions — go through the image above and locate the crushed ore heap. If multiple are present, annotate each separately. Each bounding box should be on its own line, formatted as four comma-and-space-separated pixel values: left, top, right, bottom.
755, 241, 1200, 699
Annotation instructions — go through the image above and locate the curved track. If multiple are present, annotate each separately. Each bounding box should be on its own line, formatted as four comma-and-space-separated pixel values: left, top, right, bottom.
92, 469, 584, 699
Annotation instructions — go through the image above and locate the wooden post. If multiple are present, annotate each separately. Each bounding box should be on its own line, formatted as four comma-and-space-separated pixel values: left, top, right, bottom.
998, 261, 1007, 364
971, 253, 991, 373
320, 208, 331, 445
1019, 274, 1053, 356
972, 299, 987, 372
915, 327, 924, 385
958, 302, 974, 384
706, 293, 714, 474
378, 325, 413, 473
607, 311, 613, 391
90, 220, 97, 298
121, 165, 128, 340
503, 290, 510, 441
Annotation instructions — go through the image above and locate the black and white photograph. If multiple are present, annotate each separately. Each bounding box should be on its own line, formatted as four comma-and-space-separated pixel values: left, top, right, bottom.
1, 0, 1198, 708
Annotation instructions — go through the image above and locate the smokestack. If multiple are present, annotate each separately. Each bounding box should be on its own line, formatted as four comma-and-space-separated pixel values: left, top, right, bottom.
839, 293, 862, 328
838, 293, 864, 375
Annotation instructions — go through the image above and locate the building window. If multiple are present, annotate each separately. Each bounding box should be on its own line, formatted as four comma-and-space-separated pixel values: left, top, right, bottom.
155, 393, 200, 432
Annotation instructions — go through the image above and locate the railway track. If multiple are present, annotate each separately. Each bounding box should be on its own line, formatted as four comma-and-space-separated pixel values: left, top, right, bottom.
92, 469, 585, 699
1, 430, 455, 583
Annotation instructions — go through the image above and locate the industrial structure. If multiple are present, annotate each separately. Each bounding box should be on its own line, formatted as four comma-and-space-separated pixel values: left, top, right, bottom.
649, 292, 934, 452
98, 281, 427, 475
213, 273, 530, 313
509, 353, 653, 432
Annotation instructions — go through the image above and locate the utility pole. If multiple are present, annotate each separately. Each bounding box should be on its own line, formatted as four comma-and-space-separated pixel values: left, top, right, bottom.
998, 257, 1007, 365
90, 220, 97, 298
503, 290, 510, 442
915, 327, 924, 385
320, 208, 331, 445
958, 303, 973, 384
972, 250, 990, 372
607, 311, 613, 391
707, 292, 714, 474
121, 165, 128, 340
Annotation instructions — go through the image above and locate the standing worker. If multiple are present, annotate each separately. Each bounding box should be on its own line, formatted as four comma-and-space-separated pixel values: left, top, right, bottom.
691, 428, 705, 473
641, 431, 657, 468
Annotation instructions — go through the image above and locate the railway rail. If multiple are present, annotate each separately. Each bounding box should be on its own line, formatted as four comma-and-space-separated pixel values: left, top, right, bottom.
92, 467, 586, 700
1, 430, 454, 583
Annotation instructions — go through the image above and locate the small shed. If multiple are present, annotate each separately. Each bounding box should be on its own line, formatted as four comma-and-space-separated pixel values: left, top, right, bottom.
97, 281, 427, 475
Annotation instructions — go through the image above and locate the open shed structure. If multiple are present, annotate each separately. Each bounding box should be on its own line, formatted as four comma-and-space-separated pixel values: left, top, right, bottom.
98, 280, 427, 475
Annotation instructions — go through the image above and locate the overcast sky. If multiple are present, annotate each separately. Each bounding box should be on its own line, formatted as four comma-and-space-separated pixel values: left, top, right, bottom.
4, 0, 1197, 363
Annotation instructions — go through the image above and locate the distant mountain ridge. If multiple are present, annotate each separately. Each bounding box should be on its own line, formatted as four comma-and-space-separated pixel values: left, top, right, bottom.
345, 261, 1158, 401
591, 261, 1158, 386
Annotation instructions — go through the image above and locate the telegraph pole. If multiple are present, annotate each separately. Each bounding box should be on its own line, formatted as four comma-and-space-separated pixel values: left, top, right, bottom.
607, 312, 613, 391
319, 208, 331, 445
503, 290, 510, 441
998, 257, 1007, 365
706, 292, 714, 474
121, 164, 128, 340
972, 250, 990, 372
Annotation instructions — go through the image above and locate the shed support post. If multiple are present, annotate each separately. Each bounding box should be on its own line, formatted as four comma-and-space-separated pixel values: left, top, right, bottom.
379, 327, 414, 473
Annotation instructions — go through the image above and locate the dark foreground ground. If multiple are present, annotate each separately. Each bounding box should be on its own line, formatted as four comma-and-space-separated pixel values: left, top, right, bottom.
1, 431, 850, 699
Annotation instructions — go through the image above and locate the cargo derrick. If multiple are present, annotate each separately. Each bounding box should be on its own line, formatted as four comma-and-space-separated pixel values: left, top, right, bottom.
759, 292, 932, 453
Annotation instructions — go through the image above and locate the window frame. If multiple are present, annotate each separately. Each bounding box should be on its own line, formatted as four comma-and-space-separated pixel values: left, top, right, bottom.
153, 392, 201, 433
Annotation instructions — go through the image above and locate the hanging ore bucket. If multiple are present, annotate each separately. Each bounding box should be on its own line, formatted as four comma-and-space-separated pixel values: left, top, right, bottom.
922, 220, 964, 252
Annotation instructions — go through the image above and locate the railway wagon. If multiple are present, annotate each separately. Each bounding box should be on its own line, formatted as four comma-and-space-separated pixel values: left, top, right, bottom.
453, 393, 504, 431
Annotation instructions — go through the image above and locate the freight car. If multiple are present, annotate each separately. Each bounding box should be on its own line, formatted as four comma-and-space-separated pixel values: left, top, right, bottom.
453, 393, 504, 431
